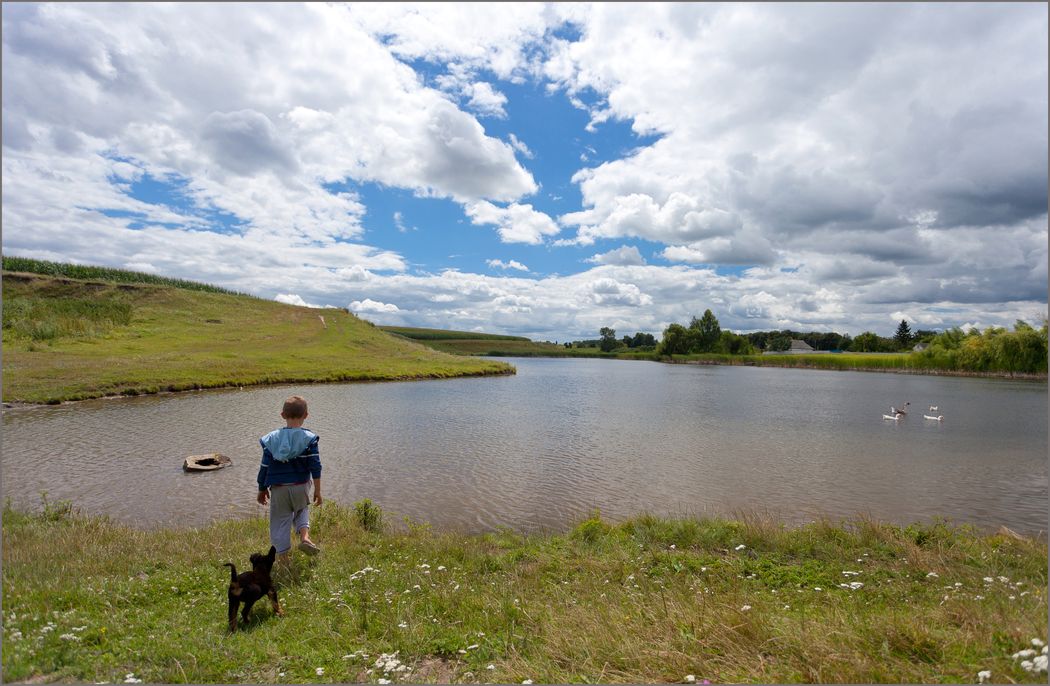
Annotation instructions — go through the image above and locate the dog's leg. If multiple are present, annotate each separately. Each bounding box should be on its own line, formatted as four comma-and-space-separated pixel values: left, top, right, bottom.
241, 597, 258, 626
268, 586, 284, 616
227, 595, 239, 632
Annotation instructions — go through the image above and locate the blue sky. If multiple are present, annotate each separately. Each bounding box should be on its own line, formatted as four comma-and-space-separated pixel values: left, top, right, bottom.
2, 3, 1046, 340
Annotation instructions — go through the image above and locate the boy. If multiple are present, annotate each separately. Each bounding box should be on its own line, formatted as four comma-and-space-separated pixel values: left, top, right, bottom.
257, 395, 322, 561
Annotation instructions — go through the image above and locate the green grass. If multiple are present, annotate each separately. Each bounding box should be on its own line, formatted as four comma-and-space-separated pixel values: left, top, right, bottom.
379, 326, 530, 342
666, 352, 1047, 378
3, 501, 1046, 684
2, 270, 513, 404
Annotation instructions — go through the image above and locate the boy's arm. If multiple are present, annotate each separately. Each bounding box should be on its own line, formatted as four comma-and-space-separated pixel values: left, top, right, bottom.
257, 443, 272, 504
307, 436, 322, 505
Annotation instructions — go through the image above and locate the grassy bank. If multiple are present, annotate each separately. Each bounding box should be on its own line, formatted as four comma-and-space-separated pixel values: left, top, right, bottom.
666, 353, 1048, 379
2, 270, 513, 404
3, 501, 1046, 684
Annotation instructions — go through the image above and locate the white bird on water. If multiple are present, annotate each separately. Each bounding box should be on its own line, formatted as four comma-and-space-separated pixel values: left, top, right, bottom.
929, 405, 939, 411
883, 413, 903, 421
924, 414, 944, 421
891, 402, 910, 415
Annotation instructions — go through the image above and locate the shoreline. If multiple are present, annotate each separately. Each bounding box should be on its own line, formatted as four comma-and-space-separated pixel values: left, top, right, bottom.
0, 365, 516, 410
664, 357, 1049, 381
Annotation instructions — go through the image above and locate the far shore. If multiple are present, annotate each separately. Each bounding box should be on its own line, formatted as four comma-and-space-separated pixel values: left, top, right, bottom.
664, 356, 1049, 381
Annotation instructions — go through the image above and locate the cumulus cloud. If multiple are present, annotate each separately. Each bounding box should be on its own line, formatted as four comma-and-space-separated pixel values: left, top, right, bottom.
465, 82, 508, 118
587, 245, 646, 266
274, 293, 330, 308
465, 200, 561, 244
2, 3, 1044, 341
508, 133, 534, 159
349, 298, 400, 314
547, 3, 1047, 294
1, 2, 538, 265
487, 258, 530, 272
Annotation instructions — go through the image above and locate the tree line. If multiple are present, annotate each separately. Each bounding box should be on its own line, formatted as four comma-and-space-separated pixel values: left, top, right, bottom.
570, 312, 1047, 374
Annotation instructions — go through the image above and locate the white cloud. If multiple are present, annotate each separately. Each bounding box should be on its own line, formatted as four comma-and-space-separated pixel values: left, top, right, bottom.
487, 259, 530, 272
275, 293, 329, 308
466, 82, 508, 118
465, 201, 561, 244
508, 133, 534, 159
349, 298, 400, 314
587, 245, 646, 266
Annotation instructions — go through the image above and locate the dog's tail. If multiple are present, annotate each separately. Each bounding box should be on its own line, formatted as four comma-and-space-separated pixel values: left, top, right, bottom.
223, 562, 237, 582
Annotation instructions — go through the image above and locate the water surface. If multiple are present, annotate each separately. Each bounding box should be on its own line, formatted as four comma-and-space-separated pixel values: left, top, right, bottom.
2, 359, 1046, 534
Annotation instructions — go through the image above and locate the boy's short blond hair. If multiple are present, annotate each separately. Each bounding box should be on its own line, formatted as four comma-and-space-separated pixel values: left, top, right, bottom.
282, 395, 308, 419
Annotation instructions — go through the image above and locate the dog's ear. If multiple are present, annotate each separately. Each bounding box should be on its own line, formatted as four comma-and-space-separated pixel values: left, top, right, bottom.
268, 545, 277, 559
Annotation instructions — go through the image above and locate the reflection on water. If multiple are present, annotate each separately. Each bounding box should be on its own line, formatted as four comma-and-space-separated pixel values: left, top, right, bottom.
2, 359, 1047, 534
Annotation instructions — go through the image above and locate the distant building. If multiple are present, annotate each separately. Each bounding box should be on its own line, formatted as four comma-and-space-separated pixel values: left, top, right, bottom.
788, 339, 814, 353
913, 342, 928, 352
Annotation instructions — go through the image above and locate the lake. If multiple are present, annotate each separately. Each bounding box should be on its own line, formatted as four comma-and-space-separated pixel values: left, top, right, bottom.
2, 358, 1046, 535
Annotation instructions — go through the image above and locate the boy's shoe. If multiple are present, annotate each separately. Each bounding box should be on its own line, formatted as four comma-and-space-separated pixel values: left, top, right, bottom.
298, 540, 320, 556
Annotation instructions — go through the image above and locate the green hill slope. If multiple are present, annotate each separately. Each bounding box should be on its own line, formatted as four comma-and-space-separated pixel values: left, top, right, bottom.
2, 269, 513, 404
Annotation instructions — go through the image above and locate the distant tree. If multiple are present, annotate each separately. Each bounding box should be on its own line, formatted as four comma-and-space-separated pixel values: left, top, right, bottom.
599, 327, 618, 352
894, 320, 913, 349
632, 332, 657, 348
657, 323, 691, 356
716, 331, 755, 355
768, 334, 791, 352
850, 331, 893, 353
688, 309, 722, 352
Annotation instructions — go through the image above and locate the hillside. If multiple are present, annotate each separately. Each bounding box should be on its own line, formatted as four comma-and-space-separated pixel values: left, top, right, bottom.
1, 268, 513, 404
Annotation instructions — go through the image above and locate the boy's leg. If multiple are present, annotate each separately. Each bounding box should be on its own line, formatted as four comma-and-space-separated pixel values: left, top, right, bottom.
268, 487, 295, 556
290, 484, 319, 554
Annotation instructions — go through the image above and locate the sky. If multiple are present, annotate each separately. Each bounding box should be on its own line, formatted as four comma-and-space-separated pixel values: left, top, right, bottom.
2, 2, 1047, 341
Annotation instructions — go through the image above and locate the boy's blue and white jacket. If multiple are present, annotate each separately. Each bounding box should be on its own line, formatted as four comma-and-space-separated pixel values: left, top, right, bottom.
257, 427, 322, 490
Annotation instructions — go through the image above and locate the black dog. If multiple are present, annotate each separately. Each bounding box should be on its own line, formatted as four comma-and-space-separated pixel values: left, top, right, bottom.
223, 545, 282, 631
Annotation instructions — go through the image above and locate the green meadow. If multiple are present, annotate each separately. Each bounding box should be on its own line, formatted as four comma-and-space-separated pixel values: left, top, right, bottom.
1, 264, 512, 404
2, 500, 1046, 684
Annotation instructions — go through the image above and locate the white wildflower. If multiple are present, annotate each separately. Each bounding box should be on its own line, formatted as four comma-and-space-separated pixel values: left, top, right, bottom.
59, 633, 80, 641
1013, 649, 1037, 659
398, 622, 408, 628
813, 587, 823, 592
522, 681, 533, 685
437, 566, 446, 571
10, 631, 22, 640
977, 669, 991, 683
926, 572, 939, 578
458, 650, 467, 655
997, 576, 1009, 583
983, 577, 994, 583
1033, 638, 1046, 648
842, 571, 861, 577
734, 544, 746, 551
487, 665, 496, 671
467, 644, 479, 650
419, 563, 430, 569
315, 667, 324, 676
71, 626, 87, 632
740, 605, 751, 611
378, 680, 391, 685
123, 675, 142, 684
685, 676, 696, 683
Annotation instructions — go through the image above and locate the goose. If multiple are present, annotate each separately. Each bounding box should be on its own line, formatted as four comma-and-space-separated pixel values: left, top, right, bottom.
923, 414, 943, 421
929, 405, 938, 411
890, 402, 910, 415
883, 413, 903, 420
